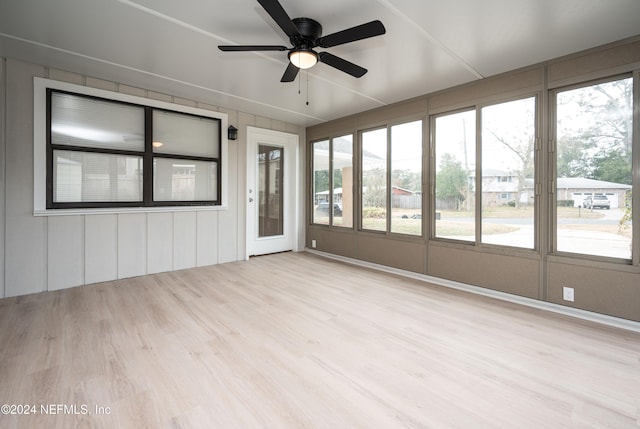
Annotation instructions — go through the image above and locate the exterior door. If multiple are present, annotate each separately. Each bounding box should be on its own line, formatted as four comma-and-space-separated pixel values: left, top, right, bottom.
246, 127, 299, 257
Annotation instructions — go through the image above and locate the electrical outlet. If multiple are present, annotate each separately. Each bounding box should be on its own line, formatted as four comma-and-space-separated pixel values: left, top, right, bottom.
311, 239, 317, 248
563, 287, 574, 302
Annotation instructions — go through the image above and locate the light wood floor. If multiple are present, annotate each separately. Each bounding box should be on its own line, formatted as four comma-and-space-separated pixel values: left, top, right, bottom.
1, 252, 639, 428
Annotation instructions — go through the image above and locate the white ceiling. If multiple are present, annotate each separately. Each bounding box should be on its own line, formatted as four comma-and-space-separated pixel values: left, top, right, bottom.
1, 0, 639, 127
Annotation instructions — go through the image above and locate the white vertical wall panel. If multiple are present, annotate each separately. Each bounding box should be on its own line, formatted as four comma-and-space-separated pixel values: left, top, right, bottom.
47, 216, 84, 291
197, 211, 218, 267
173, 211, 196, 271
147, 212, 173, 274
218, 117, 241, 263
85, 215, 118, 284
5, 59, 47, 297
117, 213, 147, 279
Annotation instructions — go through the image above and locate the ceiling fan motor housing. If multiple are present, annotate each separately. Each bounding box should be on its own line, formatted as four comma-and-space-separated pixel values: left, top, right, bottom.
291, 18, 322, 48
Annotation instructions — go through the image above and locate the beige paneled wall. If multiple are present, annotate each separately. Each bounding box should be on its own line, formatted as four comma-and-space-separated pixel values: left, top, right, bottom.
0, 57, 305, 298
428, 245, 540, 300
428, 66, 544, 113
306, 36, 640, 322
0, 59, 5, 299
548, 38, 640, 88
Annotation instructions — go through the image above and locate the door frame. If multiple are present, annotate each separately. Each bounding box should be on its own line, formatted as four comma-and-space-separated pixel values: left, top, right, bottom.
246, 126, 300, 259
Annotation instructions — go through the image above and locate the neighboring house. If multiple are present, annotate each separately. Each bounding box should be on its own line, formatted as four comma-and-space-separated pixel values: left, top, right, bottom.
318, 185, 422, 211
473, 172, 631, 209
475, 169, 523, 207
552, 177, 632, 208
521, 177, 631, 208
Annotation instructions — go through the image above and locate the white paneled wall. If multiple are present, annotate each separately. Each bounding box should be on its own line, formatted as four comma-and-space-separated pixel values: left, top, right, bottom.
147, 213, 174, 274
47, 216, 84, 291
44, 212, 223, 288
196, 211, 218, 266
117, 213, 147, 279
85, 215, 118, 284
0, 57, 305, 298
173, 212, 197, 271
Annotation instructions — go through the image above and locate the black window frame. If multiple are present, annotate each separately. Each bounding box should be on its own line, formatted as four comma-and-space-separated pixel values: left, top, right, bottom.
46, 89, 222, 209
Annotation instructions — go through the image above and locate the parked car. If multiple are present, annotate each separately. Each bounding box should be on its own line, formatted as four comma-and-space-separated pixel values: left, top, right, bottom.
315, 202, 342, 216
583, 195, 610, 209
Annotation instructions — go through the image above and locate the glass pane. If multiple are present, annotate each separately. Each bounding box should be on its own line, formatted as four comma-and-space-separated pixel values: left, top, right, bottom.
153, 110, 219, 158
362, 128, 387, 231
51, 92, 144, 151
556, 77, 633, 259
434, 110, 476, 240
313, 140, 330, 225
481, 97, 536, 248
258, 145, 283, 237
153, 158, 217, 201
332, 135, 353, 228
391, 121, 422, 235
53, 150, 143, 202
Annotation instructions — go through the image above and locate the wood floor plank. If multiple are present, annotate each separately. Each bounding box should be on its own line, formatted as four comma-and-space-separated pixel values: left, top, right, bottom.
1, 251, 639, 428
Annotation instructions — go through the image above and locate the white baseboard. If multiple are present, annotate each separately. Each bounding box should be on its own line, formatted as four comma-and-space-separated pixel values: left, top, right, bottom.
305, 248, 640, 333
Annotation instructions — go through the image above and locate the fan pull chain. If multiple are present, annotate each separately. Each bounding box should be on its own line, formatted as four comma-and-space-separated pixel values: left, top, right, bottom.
306, 70, 309, 106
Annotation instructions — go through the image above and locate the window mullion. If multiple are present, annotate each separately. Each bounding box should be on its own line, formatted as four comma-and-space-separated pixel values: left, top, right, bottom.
475, 108, 482, 245
386, 127, 392, 234
328, 138, 334, 226
144, 107, 153, 206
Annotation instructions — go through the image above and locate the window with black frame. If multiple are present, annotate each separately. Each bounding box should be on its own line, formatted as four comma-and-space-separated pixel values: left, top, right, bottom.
47, 90, 221, 209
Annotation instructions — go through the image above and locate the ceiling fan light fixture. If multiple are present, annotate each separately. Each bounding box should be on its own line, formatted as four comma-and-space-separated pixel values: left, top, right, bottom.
289, 49, 318, 69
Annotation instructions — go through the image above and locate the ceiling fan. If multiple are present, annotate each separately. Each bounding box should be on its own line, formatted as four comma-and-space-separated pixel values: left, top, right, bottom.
218, 0, 386, 82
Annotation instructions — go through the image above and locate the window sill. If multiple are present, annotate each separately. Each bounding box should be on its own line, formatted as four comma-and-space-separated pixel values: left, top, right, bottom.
33, 205, 228, 217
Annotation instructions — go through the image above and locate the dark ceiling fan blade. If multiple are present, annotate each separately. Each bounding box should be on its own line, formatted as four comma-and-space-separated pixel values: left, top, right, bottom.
257, 0, 301, 38
280, 62, 300, 82
317, 20, 386, 48
218, 45, 288, 52
318, 52, 367, 78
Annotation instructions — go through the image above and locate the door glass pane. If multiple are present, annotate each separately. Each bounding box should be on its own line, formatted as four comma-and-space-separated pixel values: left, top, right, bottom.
313, 140, 330, 225
391, 120, 422, 235
362, 128, 387, 231
434, 110, 476, 240
258, 145, 283, 237
556, 77, 633, 259
333, 135, 353, 228
481, 97, 536, 248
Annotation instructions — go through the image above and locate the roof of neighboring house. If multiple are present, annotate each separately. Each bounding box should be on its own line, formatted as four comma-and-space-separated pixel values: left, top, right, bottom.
317, 186, 419, 196
524, 177, 632, 190
391, 186, 414, 195
315, 188, 341, 196
483, 182, 519, 193
557, 177, 632, 189
470, 169, 517, 178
